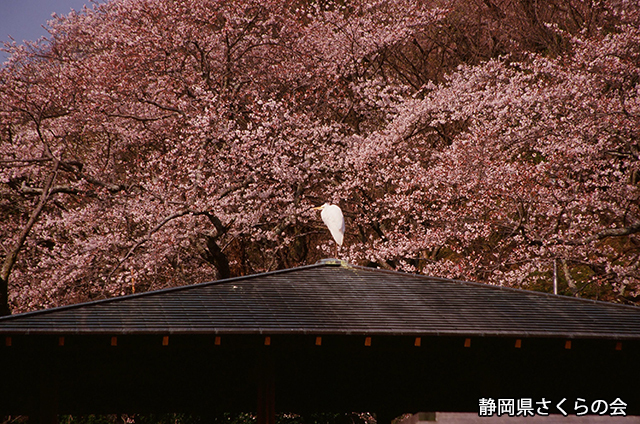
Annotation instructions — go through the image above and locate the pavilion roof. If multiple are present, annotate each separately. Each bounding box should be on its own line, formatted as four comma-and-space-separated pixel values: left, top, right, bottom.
1, 259, 640, 339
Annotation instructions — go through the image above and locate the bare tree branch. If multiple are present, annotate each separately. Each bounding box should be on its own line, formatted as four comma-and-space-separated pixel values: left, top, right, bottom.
77, 171, 123, 193
20, 181, 78, 196
567, 222, 640, 245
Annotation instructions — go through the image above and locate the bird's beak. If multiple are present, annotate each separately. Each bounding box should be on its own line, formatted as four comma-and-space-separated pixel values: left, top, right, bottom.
312, 206, 323, 210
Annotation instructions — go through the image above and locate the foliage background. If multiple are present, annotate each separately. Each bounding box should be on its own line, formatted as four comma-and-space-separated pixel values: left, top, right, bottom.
1, 0, 639, 315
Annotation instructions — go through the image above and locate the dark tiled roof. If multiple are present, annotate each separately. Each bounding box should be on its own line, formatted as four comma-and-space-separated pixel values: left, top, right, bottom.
1, 260, 640, 339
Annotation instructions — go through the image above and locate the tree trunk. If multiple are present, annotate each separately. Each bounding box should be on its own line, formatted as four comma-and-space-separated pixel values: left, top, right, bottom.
0, 276, 9, 316
0, 164, 59, 316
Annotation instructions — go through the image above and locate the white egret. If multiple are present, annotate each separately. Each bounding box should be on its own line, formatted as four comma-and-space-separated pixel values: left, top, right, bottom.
313, 203, 345, 247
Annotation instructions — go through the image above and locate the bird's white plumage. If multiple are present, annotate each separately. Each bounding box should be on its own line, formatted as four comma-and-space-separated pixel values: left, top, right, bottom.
314, 203, 345, 246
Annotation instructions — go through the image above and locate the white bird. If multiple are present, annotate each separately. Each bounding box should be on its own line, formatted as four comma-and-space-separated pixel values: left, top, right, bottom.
313, 203, 345, 246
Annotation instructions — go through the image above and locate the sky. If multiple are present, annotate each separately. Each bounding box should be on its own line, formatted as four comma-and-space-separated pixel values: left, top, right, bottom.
0, 0, 100, 64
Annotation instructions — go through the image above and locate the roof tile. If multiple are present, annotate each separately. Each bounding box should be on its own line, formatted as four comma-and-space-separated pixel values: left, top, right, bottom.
1, 262, 639, 339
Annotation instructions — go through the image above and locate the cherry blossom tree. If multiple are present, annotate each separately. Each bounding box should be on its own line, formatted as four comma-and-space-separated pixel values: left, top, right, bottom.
1, 0, 638, 314
0, 0, 445, 313
343, 5, 640, 301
